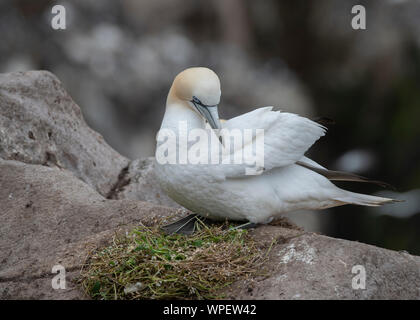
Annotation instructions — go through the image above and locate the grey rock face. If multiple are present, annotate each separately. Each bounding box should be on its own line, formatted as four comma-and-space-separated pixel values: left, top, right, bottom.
0, 70, 419, 300
223, 226, 420, 299
110, 157, 180, 208
0, 70, 181, 207
0, 158, 176, 299
0, 70, 129, 196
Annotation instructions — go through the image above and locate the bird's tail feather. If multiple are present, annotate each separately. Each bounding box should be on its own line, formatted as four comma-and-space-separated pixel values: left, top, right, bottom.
334, 191, 402, 207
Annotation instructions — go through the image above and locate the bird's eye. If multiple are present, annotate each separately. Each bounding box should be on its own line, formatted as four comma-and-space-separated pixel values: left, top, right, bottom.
191, 96, 202, 105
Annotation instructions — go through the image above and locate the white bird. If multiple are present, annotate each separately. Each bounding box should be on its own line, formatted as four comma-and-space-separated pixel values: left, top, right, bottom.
155, 67, 398, 234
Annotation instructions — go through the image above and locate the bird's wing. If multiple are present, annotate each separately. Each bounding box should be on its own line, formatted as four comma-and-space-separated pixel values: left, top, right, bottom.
296, 158, 393, 189
219, 107, 326, 177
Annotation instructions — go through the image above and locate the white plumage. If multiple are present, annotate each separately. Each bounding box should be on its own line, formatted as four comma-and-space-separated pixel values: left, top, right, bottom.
155, 67, 396, 228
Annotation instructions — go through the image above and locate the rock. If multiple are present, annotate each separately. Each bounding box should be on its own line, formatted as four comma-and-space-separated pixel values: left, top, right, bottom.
109, 157, 180, 207
0, 70, 129, 196
0, 158, 177, 299
222, 225, 420, 299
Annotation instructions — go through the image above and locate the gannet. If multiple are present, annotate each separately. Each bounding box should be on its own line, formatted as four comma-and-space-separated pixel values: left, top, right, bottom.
155, 67, 399, 234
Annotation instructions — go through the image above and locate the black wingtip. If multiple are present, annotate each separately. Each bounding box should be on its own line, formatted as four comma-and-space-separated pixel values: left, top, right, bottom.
312, 117, 336, 126
297, 161, 396, 190
389, 198, 405, 203
374, 180, 396, 190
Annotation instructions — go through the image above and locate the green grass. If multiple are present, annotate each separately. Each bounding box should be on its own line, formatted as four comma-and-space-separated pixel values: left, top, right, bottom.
79, 219, 273, 300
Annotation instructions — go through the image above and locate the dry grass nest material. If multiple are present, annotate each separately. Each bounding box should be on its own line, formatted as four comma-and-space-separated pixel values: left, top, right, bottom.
79, 219, 275, 299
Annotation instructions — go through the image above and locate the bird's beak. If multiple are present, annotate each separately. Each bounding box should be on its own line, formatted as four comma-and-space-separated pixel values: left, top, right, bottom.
193, 103, 221, 130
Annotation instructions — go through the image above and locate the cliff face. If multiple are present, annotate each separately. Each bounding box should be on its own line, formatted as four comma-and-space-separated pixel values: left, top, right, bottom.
0, 71, 419, 299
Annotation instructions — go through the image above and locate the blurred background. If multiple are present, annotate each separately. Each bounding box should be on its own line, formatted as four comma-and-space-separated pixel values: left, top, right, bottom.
1, 0, 419, 254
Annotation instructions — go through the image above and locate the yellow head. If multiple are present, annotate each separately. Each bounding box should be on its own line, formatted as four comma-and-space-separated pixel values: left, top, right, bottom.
169, 67, 221, 129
